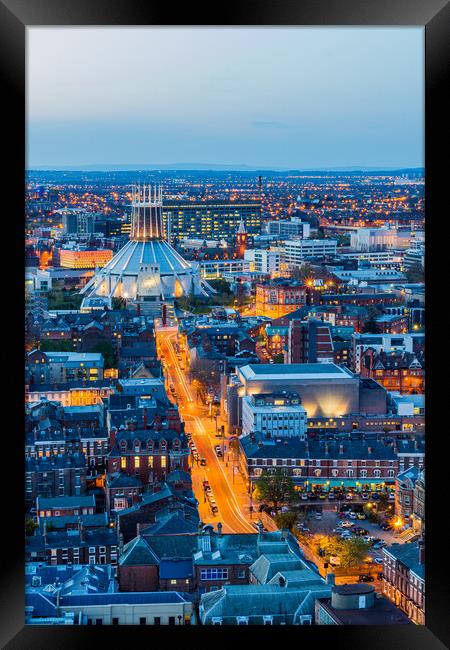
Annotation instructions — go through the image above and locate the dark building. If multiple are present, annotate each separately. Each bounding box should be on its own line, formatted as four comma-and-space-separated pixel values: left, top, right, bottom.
25, 453, 87, 506
287, 319, 334, 364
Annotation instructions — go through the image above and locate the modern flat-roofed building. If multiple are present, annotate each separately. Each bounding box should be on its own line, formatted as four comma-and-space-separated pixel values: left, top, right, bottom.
283, 238, 337, 264
265, 217, 310, 239
162, 201, 261, 240
225, 363, 387, 429
241, 392, 307, 439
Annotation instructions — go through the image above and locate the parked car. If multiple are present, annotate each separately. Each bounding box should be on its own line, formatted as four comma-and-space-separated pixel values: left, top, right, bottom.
358, 574, 375, 583
348, 512, 358, 519
377, 572, 384, 580
388, 493, 395, 501
301, 493, 309, 501
373, 541, 386, 550
315, 512, 323, 519
357, 513, 367, 520
374, 558, 383, 565
328, 493, 335, 500
371, 492, 380, 500
345, 493, 353, 500
341, 521, 354, 528
361, 493, 369, 500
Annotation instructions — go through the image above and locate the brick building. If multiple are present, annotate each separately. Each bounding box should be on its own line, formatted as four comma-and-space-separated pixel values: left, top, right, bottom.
255, 281, 308, 319
360, 350, 425, 394
382, 539, 425, 625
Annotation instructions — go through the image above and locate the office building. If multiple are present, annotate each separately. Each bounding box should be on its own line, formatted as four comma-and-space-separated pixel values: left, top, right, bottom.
283, 239, 337, 264
162, 201, 261, 240
241, 392, 307, 439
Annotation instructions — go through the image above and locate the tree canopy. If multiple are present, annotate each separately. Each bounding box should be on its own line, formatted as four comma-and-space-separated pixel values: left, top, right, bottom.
255, 470, 297, 512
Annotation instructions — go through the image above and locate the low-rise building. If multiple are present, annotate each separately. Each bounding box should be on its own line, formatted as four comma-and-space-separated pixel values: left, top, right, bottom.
241, 392, 307, 439
382, 539, 425, 625
315, 583, 411, 625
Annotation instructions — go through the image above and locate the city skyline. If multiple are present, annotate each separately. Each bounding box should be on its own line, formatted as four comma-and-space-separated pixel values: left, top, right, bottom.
27, 27, 424, 169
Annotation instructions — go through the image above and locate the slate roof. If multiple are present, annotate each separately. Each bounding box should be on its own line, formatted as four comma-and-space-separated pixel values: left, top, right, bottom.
37, 495, 95, 510
106, 472, 143, 489
240, 434, 397, 460
383, 542, 425, 580
119, 537, 160, 566
200, 582, 331, 624
26, 528, 118, 553
249, 554, 305, 584
159, 560, 193, 579
59, 591, 191, 607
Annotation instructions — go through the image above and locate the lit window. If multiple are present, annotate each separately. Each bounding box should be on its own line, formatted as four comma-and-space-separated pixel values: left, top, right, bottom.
148, 455, 153, 468
161, 456, 167, 468
121, 457, 126, 469
134, 456, 140, 468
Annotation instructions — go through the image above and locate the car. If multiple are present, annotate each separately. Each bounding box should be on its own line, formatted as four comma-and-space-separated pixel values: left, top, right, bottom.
377, 572, 384, 580
361, 493, 369, 500
374, 558, 383, 565
328, 493, 335, 500
216, 449, 223, 457
348, 512, 357, 519
300, 493, 309, 500
388, 493, 395, 501
308, 492, 316, 500
373, 541, 386, 550
319, 493, 326, 500
315, 512, 323, 519
358, 574, 375, 583
371, 492, 380, 500
345, 493, 353, 500
200, 458, 207, 466
341, 521, 354, 528
340, 532, 352, 539
363, 535, 374, 543
357, 513, 367, 520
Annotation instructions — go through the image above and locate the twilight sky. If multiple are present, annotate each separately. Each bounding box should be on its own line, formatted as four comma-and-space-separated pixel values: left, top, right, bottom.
27, 27, 424, 170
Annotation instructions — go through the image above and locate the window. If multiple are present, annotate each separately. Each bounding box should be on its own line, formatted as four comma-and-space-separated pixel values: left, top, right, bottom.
168, 617, 175, 625
134, 456, 140, 469
139, 617, 146, 625
96, 619, 103, 625
374, 469, 381, 478
153, 617, 161, 625
300, 615, 312, 625
161, 456, 167, 468
263, 616, 273, 625
170, 579, 177, 585
112, 618, 119, 625
211, 618, 222, 625
238, 569, 246, 579
200, 568, 228, 581
121, 457, 126, 469
237, 617, 249, 625
148, 455, 153, 468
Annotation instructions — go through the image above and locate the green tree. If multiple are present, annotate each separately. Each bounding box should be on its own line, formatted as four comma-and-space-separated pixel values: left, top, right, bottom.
318, 535, 344, 558
405, 262, 424, 283
91, 340, 116, 369
274, 510, 298, 530
25, 518, 38, 537
255, 470, 297, 513
208, 278, 232, 294
272, 353, 284, 364
40, 339, 74, 352
362, 306, 380, 333
339, 537, 370, 568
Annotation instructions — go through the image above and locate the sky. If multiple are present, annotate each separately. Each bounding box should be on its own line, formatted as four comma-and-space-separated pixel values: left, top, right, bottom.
27, 27, 424, 170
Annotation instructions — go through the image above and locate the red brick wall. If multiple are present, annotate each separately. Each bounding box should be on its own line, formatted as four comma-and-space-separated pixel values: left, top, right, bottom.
118, 564, 159, 592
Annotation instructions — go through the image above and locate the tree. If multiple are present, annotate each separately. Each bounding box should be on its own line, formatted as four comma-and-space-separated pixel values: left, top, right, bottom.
272, 353, 284, 364
339, 537, 370, 568
405, 262, 424, 284
255, 470, 297, 513
91, 340, 116, 369
317, 535, 344, 559
274, 510, 298, 530
362, 306, 380, 333
208, 278, 232, 295
25, 518, 38, 537
40, 339, 74, 352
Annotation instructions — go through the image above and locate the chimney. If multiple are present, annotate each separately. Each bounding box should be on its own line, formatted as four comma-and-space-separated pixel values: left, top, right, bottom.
257, 520, 264, 535
136, 522, 141, 537
418, 533, 425, 565
368, 446, 373, 455
326, 573, 335, 586
278, 575, 286, 588
78, 516, 85, 542
143, 408, 148, 430
217, 522, 223, 536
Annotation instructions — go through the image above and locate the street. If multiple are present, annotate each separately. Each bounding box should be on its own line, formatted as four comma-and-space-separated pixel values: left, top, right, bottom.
157, 328, 256, 534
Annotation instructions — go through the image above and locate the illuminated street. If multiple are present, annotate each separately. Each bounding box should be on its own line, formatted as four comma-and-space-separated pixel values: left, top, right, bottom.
157, 327, 260, 533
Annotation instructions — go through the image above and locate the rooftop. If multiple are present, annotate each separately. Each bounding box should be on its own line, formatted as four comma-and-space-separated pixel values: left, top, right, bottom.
239, 363, 354, 382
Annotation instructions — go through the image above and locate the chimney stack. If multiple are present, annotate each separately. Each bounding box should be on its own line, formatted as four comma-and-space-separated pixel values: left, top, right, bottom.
326, 573, 335, 586
217, 522, 223, 536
